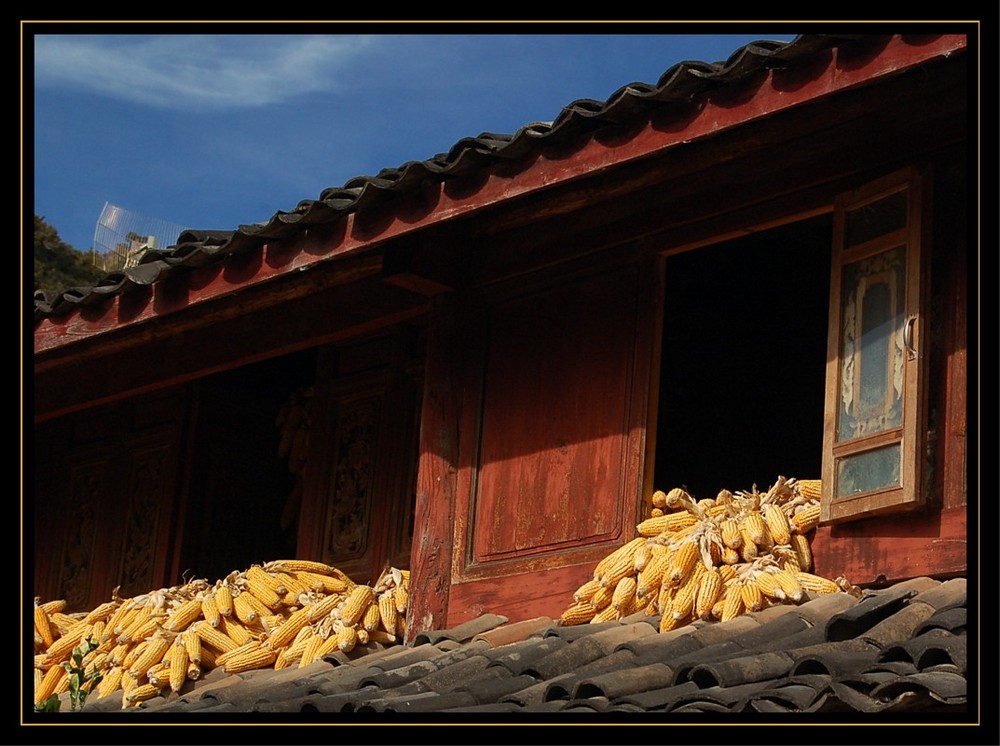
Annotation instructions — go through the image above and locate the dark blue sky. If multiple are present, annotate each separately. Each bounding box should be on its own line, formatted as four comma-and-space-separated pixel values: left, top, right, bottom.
30, 29, 799, 253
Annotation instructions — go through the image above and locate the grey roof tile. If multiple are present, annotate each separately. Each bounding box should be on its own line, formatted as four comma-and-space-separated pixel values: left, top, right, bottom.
481, 635, 568, 674
410, 614, 508, 645
687, 650, 795, 688
572, 661, 675, 701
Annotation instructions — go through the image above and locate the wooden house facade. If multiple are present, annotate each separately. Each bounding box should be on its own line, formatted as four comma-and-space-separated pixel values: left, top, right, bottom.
31, 34, 973, 639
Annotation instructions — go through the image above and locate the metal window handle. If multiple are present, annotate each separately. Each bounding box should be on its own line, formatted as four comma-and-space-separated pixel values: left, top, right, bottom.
903, 315, 918, 359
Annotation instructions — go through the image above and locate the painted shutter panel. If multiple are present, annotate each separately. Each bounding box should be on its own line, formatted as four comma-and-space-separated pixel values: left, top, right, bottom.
821, 166, 931, 523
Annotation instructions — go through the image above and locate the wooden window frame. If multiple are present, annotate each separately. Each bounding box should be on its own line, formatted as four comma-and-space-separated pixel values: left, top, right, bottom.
821, 165, 932, 523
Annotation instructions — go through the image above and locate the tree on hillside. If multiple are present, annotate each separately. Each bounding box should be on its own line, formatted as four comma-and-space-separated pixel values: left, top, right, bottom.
33, 215, 105, 293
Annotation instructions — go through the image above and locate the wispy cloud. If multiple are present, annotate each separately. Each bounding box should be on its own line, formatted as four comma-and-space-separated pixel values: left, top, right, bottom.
33, 35, 376, 109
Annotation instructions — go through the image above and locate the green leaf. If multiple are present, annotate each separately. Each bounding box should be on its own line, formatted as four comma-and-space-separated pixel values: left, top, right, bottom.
34, 695, 61, 713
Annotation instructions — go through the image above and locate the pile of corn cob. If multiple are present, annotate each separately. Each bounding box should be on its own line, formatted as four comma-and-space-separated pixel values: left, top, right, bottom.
559, 477, 859, 631
32, 560, 409, 709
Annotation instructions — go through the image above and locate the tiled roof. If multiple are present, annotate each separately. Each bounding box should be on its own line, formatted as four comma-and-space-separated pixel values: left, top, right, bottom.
74, 576, 968, 717
33, 34, 880, 322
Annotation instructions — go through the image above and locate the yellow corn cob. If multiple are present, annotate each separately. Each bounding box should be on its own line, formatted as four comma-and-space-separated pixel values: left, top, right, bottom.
667, 581, 696, 624
572, 578, 601, 604
97, 665, 124, 699
201, 595, 221, 628
168, 642, 188, 693
668, 541, 699, 587
110, 603, 141, 637
122, 639, 148, 670
763, 504, 792, 545
108, 642, 129, 667
219, 616, 254, 646
739, 527, 759, 562
797, 480, 822, 500
232, 592, 259, 625
664, 487, 692, 509
340, 585, 375, 627
262, 559, 327, 575
377, 593, 400, 634
38, 598, 67, 615
773, 569, 805, 603
721, 546, 741, 565
34, 606, 55, 648
636, 550, 672, 599
392, 583, 408, 615
33, 666, 42, 693
716, 488, 735, 506
215, 641, 260, 669
186, 660, 201, 682
720, 518, 743, 550
611, 576, 638, 611
40, 621, 90, 665
274, 572, 309, 602
244, 569, 283, 609
128, 635, 171, 681
199, 645, 219, 671
651, 490, 668, 509
181, 630, 201, 665
362, 601, 382, 633
82, 601, 118, 626
790, 533, 813, 572
706, 503, 729, 519
239, 589, 274, 621
741, 581, 765, 612
794, 571, 841, 594
593, 537, 646, 581
146, 660, 169, 688
264, 605, 314, 651
357, 627, 372, 647
650, 508, 664, 518
636, 515, 675, 537
193, 620, 238, 653
754, 571, 786, 601
720, 583, 745, 622
123, 682, 164, 707
316, 633, 343, 658
104, 602, 133, 641
792, 503, 822, 534
741, 512, 769, 546
656, 579, 673, 615
590, 604, 621, 624
710, 598, 727, 621
307, 592, 344, 623
295, 570, 353, 595
632, 542, 652, 572
695, 567, 723, 621
338, 625, 359, 653
778, 550, 802, 574
164, 598, 203, 632
214, 585, 234, 617
34, 662, 67, 704
298, 635, 325, 668
659, 609, 685, 633
132, 617, 164, 646
589, 583, 614, 611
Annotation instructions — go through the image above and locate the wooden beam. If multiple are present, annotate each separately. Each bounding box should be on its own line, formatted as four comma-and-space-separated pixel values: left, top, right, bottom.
811, 505, 967, 584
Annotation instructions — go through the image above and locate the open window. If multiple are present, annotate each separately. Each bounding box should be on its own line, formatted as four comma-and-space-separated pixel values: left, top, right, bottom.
655, 166, 932, 527
822, 166, 931, 523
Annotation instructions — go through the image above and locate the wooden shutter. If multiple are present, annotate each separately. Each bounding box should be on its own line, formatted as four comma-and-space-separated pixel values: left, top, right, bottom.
821, 166, 931, 523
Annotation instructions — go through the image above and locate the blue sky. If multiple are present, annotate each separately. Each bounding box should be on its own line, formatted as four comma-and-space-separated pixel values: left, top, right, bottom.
29, 28, 799, 254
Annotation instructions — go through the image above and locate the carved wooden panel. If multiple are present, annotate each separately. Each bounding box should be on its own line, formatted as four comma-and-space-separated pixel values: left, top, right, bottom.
56, 458, 109, 610
322, 392, 381, 563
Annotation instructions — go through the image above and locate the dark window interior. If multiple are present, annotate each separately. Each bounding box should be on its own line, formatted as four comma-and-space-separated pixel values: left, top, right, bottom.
180, 348, 317, 583
654, 214, 833, 500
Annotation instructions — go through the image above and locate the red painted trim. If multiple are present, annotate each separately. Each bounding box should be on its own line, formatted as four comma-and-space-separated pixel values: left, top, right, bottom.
34, 35, 966, 355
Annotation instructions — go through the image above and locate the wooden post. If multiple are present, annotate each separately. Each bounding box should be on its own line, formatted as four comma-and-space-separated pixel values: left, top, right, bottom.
405, 294, 460, 642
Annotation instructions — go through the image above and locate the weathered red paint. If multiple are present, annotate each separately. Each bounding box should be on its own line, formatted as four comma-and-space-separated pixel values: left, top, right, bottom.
811, 506, 967, 585
34, 35, 966, 356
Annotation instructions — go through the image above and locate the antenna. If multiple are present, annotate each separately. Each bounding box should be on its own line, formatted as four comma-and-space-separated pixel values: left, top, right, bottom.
92, 202, 187, 273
